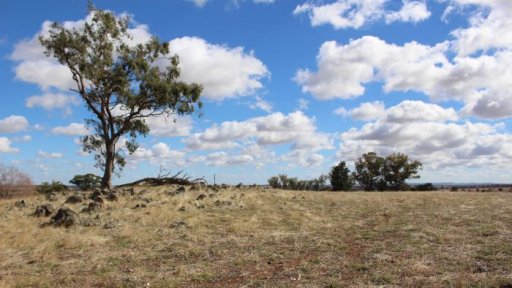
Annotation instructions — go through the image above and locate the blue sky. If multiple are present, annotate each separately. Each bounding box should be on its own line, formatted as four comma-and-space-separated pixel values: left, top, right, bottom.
1, 0, 512, 185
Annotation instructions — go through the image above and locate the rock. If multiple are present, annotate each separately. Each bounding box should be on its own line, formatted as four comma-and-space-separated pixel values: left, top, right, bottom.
92, 195, 104, 204
46, 192, 59, 202
81, 201, 102, 213
14, 199, 27, 208
90, 190, 102, 200
196, 194, 207, 201
80, 218, 95, 227
170, 220, 188, 229
133, 203, 147, 209
195, 203, 205, 209
50, 207, 78, 228
166, 186, 186, 196
105, 192, 118, 201
34, 204, 54, 217
124, 187, 135, 196
65, 194, 84, 204
214, 200, 232, 207
190, 184, 203, 191
103, 221, 116, 229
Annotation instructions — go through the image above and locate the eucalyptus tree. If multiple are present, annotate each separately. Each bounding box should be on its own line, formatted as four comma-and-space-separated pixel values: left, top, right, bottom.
40, 5, 202, 189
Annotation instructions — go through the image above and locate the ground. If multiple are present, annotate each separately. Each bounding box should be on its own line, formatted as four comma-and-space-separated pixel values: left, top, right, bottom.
1, 186, 512, 287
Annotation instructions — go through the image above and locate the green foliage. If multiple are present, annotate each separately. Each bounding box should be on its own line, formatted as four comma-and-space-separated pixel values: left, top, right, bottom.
382, 153, 422, 190
414, 183, 436, 191
352, 152, 422, 191
69, 173, 101, 190
37, 180, 67, 194
267, 174, 328, 191
329, 161, 353, 191
352, 152, 386, 191
39, 4, 202, 189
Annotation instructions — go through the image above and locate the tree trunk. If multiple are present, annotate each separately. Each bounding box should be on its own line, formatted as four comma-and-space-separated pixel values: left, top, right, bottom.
101, 141, 115, 190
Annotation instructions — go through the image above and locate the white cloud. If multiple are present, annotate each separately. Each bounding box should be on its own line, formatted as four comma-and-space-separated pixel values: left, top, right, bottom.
385, 1, 431, 24
12, 135, 32, 142
187, 0, 210, 7
200, 151, 254, 166
185, 111, 333, 151
0, 138, 18, 154
282, 150, 325, 167
0, 115, 29, 133
294, 0, 431, 29
128, 142, 186, 167
168, 37, 269, 100
297, 98, 309, 110
337, 100, 511, 169
449, 0, 512, 56
296, 32, 512, 118
385, 100, 458, 123
145, 115, 193, 137
26, 93, 79, 111
295, 36, 449, 100
294, 0, 387, 29
51, 123, 89, 136
348, 101, 386, 121
249, 96, 273, 113
37, 150, 63, 159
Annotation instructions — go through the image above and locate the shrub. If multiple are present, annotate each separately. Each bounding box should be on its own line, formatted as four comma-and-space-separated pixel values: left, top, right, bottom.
0, 164, 33, 199
69, 173, 101, 190
37, 180, 67, 194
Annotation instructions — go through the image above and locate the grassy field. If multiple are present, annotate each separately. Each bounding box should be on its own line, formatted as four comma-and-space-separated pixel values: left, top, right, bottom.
1, 186, 512, 287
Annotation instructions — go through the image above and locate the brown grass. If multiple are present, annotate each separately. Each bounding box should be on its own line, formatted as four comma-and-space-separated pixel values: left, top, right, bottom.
1, 187, 512, 287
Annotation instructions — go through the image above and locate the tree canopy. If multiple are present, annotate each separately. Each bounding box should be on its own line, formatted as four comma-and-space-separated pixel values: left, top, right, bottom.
329, 161, 353, 191
39, 5, 202, 189
352, 152, 422, 191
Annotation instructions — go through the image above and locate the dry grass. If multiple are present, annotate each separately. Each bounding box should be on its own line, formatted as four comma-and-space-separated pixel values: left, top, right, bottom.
1, 187, 512, 287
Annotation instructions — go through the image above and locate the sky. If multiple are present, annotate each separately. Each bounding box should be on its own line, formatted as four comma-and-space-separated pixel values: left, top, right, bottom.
1, 0, 512, 185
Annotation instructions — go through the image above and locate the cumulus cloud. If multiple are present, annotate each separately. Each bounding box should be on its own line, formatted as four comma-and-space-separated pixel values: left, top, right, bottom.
0, 138, 18, 153
449, 0, 512, 56
296, 31, 512, 118
337, 100, 511, 168
341, 101, 386, 121
385, 1, 431, 24
145, 115, 193, 137
167, 37, 269, 100
51, 123, 89, 136
37, 150, 63, 159
294, 0, 430, 29
185, 111, 332, 151
199, 151, 254, 166
0, 115, 29, 133
26, 93, 79, 112
127, 142, 186, 167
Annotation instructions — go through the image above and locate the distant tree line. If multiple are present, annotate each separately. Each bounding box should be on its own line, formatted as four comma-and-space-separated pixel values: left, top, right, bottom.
268, 152, 424, 192
267, 174, 329, 191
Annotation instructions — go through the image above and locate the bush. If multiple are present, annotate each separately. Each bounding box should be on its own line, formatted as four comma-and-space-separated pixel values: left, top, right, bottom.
37, 180, 67, 194
0, 164, 33, 199
69, 173, 101, 190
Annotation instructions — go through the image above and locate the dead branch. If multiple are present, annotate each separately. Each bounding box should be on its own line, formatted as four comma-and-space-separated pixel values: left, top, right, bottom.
116, 169, 207, 188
